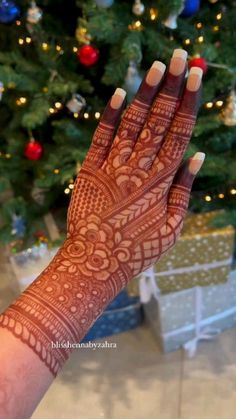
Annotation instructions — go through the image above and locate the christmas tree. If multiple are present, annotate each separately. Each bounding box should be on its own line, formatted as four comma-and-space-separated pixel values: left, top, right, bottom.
0, 0, 236, 248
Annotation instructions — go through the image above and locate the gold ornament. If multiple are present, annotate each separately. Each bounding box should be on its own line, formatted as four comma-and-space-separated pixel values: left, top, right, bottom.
75, 27, 92, 44
221, 90, 236, 126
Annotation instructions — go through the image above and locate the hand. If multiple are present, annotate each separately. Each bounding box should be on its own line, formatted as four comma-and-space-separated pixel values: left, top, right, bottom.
64, 48, 204, 289
0, 49, 205, 377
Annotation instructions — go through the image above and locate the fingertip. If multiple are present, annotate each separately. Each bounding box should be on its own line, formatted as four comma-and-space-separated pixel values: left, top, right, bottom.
188, 152, 205, 175
110, 88, 127, 109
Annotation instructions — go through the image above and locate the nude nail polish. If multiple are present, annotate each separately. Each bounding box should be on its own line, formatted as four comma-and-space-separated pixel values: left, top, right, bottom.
189, 152, 205, 175
169, 49, 188, 76
187, 67, 203, 91
110, 88, 126, 109
146, 61, 166, 86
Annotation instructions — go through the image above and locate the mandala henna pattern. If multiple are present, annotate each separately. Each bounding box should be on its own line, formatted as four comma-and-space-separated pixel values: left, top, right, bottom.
0, 56, 203, 377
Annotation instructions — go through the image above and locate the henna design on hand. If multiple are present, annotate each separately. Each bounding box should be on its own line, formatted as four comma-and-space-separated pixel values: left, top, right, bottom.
0, 51, 205, 377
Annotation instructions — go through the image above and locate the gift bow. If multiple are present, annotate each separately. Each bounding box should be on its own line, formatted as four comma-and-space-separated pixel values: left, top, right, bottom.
139, 269, 220, 357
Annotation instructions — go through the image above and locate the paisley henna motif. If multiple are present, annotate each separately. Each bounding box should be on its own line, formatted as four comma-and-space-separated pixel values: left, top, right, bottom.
0, 52, 204, 377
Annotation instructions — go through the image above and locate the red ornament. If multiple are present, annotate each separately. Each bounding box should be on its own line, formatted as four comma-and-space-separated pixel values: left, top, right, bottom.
188, 57, 208, 75
24, 140, 43, 160
78, 44, 99, 67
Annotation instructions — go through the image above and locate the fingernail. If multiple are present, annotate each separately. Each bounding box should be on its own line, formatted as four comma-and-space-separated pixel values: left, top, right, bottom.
146, 61, 166, 86
111, 88, 126, 109
169, 49, 188, 76
187, 67, 203, 91
189, 152, 205, 175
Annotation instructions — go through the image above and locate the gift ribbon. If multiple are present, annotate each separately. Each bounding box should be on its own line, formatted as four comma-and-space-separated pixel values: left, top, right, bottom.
139, 268, 232, 357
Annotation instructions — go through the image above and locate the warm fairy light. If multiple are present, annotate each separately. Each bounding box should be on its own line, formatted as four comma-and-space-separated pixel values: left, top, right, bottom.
26, 37, 32, 44
216, 12, 222, 20
184, 38, 191, 45
197, 35, 204, 43
134, 20, 142, 28
18, 38, 24, 45
205, 195, 212, 202
43, 86, 48, 93
73, 112, 79, 118
150, 8, 158, 20
213, 25, 219, 32
55, 102, 62, 109
128, 20, 144, 31
16, 20, 21, 26
84, 112, 89, 119
56, 45, 62, 52
95, 112, 101, 119
64, 188, 70, 194
206, 102, 213, 109
230, 188, 236, 195
54, 169, 60, 174
5, 153, 11, 159
196, 22, 203, 29
42, 42, 49, 51
49, 107, 55, 114
69, 183, 74, 190
218, 193, 224, 199
216, 100, 223, 107
16, 97, 27, 106
73, 46, 78, 53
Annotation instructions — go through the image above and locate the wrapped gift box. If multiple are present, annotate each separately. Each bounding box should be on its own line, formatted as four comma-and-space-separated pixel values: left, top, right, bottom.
128, 211, 234, 296
141, 268, 236, 354
82, 294, 143, 342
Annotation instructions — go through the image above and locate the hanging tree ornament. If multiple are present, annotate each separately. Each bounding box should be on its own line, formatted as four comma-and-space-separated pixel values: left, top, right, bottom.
75, 26, 92, 44
27, 1, 42, 24
163, 2, 185, 29
24, 137, 43, 160
188, 56, 208, 74
132, 0, 145, 16
0, 81, 4, 100
66, 93, 86, 114
221, 90, 236, 126
124, 61, 142, 97
78, 44, 99, 67
95, 0, 114, 7
11, 214, 26, 238
0, 0, 20, 24
180, 0, 200, 18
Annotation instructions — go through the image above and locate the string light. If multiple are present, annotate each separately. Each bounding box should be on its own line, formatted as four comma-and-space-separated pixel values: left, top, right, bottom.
196, 22, 203, 29
16, 97, 27, 106
15, 20, 21, 26
218, 193, 224, 199
54, 102, 62, 109
216, 100, 223, 107
42, 42, 49, 51
56, 45, 62, 52
73, 46, 78, 53
205, 195, 212, 202
184, 39, 191, 45
197, 35, 204, 43
69, 183, 74, 190
230, 189, 236, 195
150, 8, 158, 20
84, 112, 89, 119
54, 169, 60, 174
216, 12, 222, 20
213, 25, 219, 32
5, 153, 11, 159
49, 107, 55, 114
18, 38, 24, 45
205, 102, 213, 109
128, 20, 144, 31
64, 188, 70, 194
26, 37, 32, 44
73, 112, 79, 118
95, 112, 101, 119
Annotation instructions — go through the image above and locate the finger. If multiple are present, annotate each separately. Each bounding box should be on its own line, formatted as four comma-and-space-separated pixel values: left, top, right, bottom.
161, 153, 205, 255
104, 60, 166, 170
82, 88, 126, 170
129, 49, 188, 171
152, 67, 203, 175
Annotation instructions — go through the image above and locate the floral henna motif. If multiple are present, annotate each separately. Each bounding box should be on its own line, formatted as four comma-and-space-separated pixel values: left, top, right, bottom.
0, 53, 204, 377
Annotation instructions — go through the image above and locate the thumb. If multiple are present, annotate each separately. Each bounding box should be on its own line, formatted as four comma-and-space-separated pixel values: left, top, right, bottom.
168, 152, 205, 216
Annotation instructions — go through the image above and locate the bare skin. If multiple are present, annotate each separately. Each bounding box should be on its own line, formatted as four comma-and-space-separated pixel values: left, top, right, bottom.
0, 49, 205, 419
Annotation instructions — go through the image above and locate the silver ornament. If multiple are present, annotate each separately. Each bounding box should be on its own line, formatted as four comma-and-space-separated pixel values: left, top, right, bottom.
221, 90, 236, 126
163, 2, 184, 29
27, 1, 43, 24
124, 61, 142, 96
66, 94, 86, 114
132, 0, 145, 16
95, 0, 114, 8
